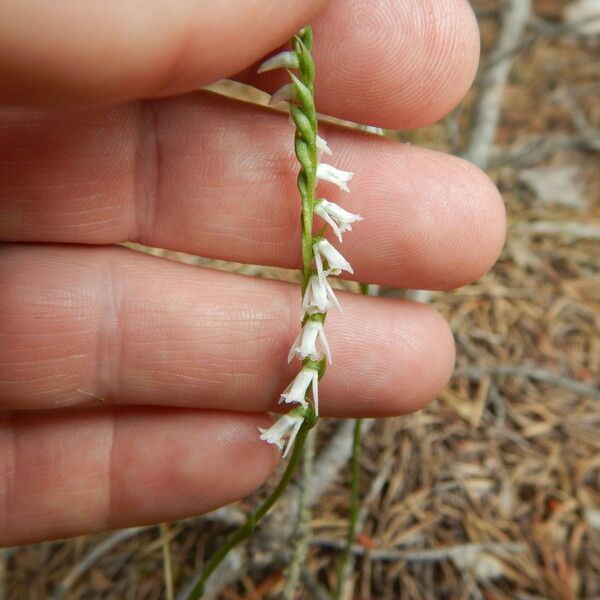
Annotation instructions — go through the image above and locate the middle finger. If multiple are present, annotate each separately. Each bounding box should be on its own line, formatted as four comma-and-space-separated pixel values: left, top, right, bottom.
0, 92, 505, 290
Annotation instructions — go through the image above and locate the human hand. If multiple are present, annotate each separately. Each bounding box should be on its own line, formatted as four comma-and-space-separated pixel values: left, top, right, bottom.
0, 0, 505, 546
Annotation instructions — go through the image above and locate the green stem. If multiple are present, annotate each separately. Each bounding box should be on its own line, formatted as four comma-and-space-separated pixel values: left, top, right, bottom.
185, 26, 321, 599
186, 412, 317, 600
333, 418, 363, 599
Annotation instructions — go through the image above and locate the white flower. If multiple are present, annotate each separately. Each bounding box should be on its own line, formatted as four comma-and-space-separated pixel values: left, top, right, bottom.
269, 83, 296, 105
315, 200, 363, 242
287, 320, 332, 365
257, 51, 299, 74
316, 163, 353, 192
301, 274, 341, 316
313, 239, 354, 281
280, 367, 319, 414
259, 411, 304, 458
316, 135, 332, 156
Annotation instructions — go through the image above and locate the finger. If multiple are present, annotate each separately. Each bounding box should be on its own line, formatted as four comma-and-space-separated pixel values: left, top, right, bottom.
0, 244, 455, 416
0, 0, 479, 130
0, 93, 505, 291
0, 0, 327, 106
243, 0, 481, 128
0, 407, 279, 546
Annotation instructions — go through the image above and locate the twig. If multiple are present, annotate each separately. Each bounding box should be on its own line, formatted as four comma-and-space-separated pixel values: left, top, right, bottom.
489, 132, 600, 167
0, 549, 6, 600
284, 427, 317, 599
312, 540, 526, 562
160, 523, 175, 600
304, 419, 375, 507
516, 221, 600, 240
301, 567, 331, 600
454, 365, 600, 401
486, 14, 600, 71
334, 418, 363, 599
462, 0, 532, 168
54, 527, 153, 599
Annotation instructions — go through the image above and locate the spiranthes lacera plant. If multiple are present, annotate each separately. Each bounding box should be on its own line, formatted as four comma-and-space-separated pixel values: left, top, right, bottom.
258, 27, 362, 454
186, 26, 362, 599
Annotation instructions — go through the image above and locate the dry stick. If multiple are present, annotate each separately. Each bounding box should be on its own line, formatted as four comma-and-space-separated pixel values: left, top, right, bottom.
516, 221, 600, 240
0, 549, 6, 600
454, 365, 600, 401
312, 540, 526, 563
334, 418, 363, 599
54, 527, 153, 599
283, 428, 317, 599
160, 523, 175, 600
489, 132, 600, 167
462, 0, 532, 169
337, 459, 395, 600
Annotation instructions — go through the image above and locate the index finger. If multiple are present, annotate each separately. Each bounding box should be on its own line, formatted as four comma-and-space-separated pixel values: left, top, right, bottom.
0, 0, 480, 129
0, 0, 326, 106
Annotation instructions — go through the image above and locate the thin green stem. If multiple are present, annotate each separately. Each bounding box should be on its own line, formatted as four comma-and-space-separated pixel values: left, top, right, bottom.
185, 26, 321, 599
333, 418, 363, 599
186, 412, 317, 600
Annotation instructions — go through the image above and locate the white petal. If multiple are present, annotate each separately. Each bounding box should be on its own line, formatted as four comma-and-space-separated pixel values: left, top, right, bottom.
314, 239, 354, 275
317, 327, 332, 365
314, 203, 343, 242
269, 83, 296, 106
310, 275, 330, 312
323, 276, 342, 312
313, 245, 326, 285
282, 417, 304, 458
311, 370, 319, 416
298, 322, 320, 359
287, 330, 303, 363
320, 200, 363, 225
316, 135, 332, 156
280, 368, 314, 408
301, 275, 335, 318
316, 163, 353, 193
257, 51, 299, 74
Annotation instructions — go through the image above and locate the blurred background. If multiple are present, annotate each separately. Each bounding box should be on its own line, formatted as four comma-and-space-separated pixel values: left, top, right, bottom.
3, 0, 599, 598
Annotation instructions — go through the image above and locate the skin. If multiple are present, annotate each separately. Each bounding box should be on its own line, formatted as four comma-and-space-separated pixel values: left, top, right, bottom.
0, 0, 506, 546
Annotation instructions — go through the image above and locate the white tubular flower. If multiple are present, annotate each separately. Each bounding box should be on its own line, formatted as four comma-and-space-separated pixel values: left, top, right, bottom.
315, 199, 363, 242
269, 83, 296, 106
313, 239, 354, 281
257, 51, 299, 73
287, 320, 332, 365
316, 135, 332, 156
259, 411, 304, 458
280, 367, 319, 413
316, 163, 353, 192
301, 274, 341, 316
